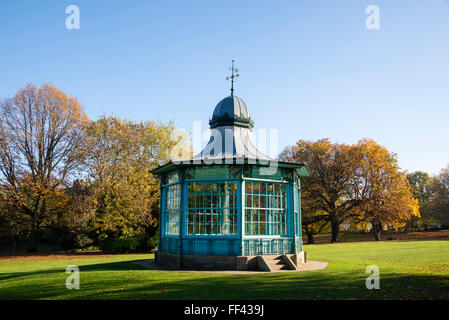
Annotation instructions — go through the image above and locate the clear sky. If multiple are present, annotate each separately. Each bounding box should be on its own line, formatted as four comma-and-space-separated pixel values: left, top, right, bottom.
1, 0, 448, 175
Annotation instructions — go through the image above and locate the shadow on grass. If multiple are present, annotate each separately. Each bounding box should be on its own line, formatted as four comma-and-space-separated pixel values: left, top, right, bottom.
1, 258, 449, 300
0, 251, 144, 258
0, 259, 146, 282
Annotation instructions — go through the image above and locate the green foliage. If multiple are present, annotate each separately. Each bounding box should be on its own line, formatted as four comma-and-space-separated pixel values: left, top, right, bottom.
1, 84, 185, 250
82, 115, 181, 240
407, 171, 437, 229
110, 238, 140, 253
146, 230, 159, 251
75, 234, 94, 249
407, 171, 431, 203
99, 234, 155, 253
406, 167, 449, 229
430, 166, 449, 228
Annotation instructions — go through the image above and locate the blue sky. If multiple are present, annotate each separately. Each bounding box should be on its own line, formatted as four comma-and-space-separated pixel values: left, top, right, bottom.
1, 0, 449, 174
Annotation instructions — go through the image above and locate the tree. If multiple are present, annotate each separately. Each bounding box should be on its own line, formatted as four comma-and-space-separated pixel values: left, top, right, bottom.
0, 83, 88, 251
429, 166, 449, 228
301, 209, 330, 244
407, 171, 435, 229
281, 139, 359, 242
297, 178, 330, 244
82, 116, 180, 240
353, 139, 419, 240
53, 179, 96, 249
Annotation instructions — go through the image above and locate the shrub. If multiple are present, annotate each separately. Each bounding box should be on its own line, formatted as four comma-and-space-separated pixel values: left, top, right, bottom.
99, 236, 147, 253
57, 233, 76, 250
146, 231, 159, 252
75, 234, 94, 248
111, 238, 140, 253
98, 232, 159, 253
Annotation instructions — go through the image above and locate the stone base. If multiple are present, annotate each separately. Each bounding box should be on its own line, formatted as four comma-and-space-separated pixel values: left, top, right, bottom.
290, 251, 307, 265
155, 251, 306, 271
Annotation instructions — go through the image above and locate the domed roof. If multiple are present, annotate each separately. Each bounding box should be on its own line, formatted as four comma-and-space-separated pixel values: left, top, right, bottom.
209, 95, 254, 129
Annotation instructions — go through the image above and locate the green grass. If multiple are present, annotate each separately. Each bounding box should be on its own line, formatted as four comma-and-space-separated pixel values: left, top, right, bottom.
1, 240, 449, 299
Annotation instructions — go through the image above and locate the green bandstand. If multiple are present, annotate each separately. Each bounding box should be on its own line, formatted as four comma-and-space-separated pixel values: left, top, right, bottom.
152, 92, 309, 270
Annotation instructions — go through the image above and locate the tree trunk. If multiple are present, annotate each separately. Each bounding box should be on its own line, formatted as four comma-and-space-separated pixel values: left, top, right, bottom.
306, 231, 314, 244
28, 231, 38, 252
28, 222, 39, 252
372, 222, 382, 241
330, 219, 340, 243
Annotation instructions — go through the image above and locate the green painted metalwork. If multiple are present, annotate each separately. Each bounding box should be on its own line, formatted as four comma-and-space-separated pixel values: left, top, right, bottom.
241, 166, 292, 181
251, 167, 283, 180
159, 237, 179, 254
294, 185, 301, 237
229, 166, 241, 178
158, 163, 306, 256
293, 175, 303, 252
244, 181, 287, 236
164, 183, 181, 235
186, 181, 238, 235
195, 166, 229, 179
242, 238, 293, 256
184, 166, 237, 180
167, 171, 179, 184
181, 238, 240, 256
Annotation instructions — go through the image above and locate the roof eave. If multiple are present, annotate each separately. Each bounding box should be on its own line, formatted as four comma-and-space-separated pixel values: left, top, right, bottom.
151, 158, 309, 177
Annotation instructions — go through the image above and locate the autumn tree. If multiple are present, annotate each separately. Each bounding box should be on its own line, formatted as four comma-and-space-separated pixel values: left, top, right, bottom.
54, 179, 96, 249
301, 197, 330, 245
82, 116, 180, 240
353, 139, 419, 240
280, 139, 359, 242
0, 83, 89, 251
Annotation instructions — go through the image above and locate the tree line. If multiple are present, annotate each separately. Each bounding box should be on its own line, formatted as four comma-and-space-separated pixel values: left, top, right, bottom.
1, 83, 448, 252
281, 139, 449, 243
0, 83, 180, 252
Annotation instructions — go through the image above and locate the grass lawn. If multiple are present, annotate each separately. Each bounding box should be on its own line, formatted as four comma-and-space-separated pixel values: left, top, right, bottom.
1, 240, 448, 300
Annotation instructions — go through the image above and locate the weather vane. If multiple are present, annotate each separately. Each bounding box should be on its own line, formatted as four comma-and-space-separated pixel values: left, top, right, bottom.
226, 60, 239, 96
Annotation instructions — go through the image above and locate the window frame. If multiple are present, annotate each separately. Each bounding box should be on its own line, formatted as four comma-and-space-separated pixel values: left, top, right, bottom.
184, 178, 240, 238
243, 179, 289, 238
162, 182, 182, 236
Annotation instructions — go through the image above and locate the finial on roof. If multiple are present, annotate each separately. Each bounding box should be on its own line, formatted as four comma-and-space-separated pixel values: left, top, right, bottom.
226, 60, 239, 96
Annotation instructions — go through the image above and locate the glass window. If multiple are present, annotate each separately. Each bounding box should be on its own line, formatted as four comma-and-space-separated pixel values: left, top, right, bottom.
164, 183, 181, 235
294, 186, 301, 236
245, 181, 287, 235
187, 181, 238, 235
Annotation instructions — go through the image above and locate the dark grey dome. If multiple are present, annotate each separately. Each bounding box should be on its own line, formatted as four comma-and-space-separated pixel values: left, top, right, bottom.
209, 95, 254, 129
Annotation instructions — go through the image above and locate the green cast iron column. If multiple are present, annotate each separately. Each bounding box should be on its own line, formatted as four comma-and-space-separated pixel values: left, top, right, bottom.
239, 177, 245, 256
288, 178, 295, 254
179, 169, 186, 268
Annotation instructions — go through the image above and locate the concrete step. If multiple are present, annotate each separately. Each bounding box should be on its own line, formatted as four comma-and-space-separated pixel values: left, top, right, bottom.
267, 259, 285, 265
258, 255, 292, 271
268, 263, 289, 270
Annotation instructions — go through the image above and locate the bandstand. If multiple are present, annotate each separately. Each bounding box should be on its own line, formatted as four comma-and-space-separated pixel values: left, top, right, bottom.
152, 75, 309, 270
